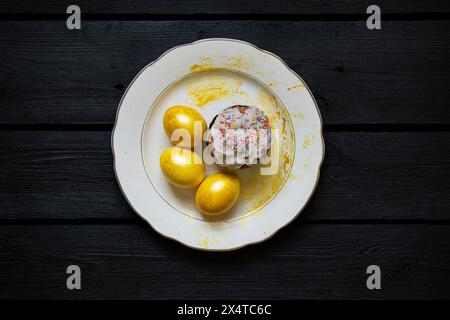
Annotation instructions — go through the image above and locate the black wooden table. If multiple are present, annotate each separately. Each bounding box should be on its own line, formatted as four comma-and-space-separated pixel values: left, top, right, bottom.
1, 0, 450, 300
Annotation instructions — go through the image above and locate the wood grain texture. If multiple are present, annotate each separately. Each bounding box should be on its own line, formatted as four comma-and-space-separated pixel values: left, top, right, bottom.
1, 131, 449, 220
1, 21, 450, 125
0, 224, 449, 299
1, 0, 449, 15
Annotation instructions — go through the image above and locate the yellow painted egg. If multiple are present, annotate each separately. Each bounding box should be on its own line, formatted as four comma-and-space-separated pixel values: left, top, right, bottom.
163, 105, 206, 148
195, 173, 240, 216
160, 147, 205, 188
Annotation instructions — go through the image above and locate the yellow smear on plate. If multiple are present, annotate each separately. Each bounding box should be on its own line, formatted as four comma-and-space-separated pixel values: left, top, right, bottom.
288, 172, 298, 180
190, 57, 214, 72
287, 83, 305, 91
282, 153, 291, 173
190, 56, 253, 72
200, 237, 209, 248
292, 112, 304, 120
225, 56, 253, 70
303, 136, 314, 149
268, 111, 280, 128
187, 76, 242, 107
238, 169, 284, 214
303, 139, 311, 148
198, 237, 220, 248
281, 115, 287, 137
238, 89, 251, 101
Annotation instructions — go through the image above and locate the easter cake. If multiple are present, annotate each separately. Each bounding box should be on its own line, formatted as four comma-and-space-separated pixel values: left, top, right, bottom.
205, 105, 271, 169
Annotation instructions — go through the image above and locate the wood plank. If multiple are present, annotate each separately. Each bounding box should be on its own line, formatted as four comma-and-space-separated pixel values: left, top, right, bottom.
1, 0, 449, 15
1, 21, 450, 125
1, 130, 449, 220
0, 224, 449, 299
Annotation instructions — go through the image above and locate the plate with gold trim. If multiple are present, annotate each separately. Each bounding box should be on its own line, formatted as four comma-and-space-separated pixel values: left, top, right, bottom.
112, 38, 324, 251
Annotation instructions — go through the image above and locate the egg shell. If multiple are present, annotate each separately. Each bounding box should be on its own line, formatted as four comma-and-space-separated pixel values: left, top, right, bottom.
163, 105, 207, 149
195, 173, 240, 215
160, 147, 205, 188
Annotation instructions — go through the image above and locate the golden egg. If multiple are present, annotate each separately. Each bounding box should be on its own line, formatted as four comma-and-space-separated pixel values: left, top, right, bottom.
160, 147, 205, 188
163, 105, 206, 149
195, 173, 240, 216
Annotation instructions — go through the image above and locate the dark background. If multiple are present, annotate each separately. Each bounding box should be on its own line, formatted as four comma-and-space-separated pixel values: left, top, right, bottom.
1, 0, 450, 299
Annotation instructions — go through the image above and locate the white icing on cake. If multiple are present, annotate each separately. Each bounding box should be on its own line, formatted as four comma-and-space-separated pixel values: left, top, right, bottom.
206, 105, 271, 169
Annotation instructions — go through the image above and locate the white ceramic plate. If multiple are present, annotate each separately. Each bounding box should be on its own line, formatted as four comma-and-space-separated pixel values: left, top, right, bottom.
112, 39, 324, 251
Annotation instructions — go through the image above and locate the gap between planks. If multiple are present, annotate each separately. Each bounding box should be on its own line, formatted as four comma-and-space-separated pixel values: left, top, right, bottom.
0, 13, 450, 21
